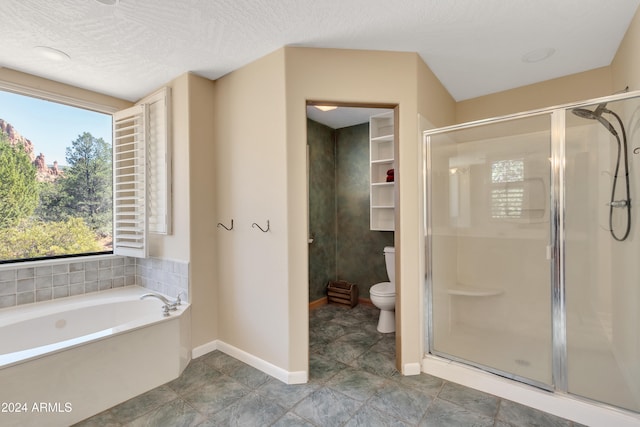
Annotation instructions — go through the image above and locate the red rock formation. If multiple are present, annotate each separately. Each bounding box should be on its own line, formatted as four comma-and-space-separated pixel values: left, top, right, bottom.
34, 152, 47, 173
0, 119, 35, 162
1, 119, 63, 182
51, 160, 62, 176
33, 153, 64, 182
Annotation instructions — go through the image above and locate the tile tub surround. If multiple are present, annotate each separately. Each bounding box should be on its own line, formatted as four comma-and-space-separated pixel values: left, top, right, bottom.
0, 256, 136, 308
75, 304, 577, 427
0, 256, 189, 309
135, 257, 189, 300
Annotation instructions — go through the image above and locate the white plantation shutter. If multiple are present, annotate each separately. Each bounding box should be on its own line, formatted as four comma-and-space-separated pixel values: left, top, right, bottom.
141, 87, 171, 234
112, 104, 148, 258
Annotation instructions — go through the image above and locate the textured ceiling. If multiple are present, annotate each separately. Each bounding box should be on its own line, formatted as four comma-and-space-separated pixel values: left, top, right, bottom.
0, 0, 638, 103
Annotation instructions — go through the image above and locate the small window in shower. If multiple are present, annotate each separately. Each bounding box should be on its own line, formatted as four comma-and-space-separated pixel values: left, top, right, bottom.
491, 158, 524, 219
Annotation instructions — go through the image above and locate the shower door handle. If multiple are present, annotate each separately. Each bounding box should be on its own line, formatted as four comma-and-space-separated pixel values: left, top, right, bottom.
546, 245, 553, 260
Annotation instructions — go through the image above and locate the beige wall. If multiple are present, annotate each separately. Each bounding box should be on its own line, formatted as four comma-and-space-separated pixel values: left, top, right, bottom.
284, 47, 455, 374
186, 74, 218, 348
148, 74, 191, 262
612, 6, 640, 92
417, 59, 456, 128
213, 49, 291, 368
456, 67, 613, 123
143, 73, 218, 348
210, 46, 456, 378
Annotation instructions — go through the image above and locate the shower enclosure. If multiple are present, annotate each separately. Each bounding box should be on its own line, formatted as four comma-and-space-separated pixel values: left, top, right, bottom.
424, 92, 640, 413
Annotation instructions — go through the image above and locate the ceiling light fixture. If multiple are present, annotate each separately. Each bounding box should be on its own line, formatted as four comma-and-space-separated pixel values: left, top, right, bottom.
94, 0, 119, 5
522, 47, 556, 63
315, 105, 338, 112
33, 46, 71, 62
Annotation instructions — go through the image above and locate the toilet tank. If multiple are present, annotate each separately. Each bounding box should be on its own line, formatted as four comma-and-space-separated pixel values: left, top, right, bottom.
384, 246, 395, 282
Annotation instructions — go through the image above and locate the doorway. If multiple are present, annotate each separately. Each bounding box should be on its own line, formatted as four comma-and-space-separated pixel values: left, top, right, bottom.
306, 102, 397, 374
307, 104, 395, 303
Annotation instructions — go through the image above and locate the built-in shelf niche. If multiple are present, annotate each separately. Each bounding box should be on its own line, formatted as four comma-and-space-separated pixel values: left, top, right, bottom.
370, 111, 395, 231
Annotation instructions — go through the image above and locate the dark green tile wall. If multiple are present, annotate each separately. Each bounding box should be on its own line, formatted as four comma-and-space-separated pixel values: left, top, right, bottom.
335, 123, 394, 298
308, 119, 337, 301
308, 119, 393, 302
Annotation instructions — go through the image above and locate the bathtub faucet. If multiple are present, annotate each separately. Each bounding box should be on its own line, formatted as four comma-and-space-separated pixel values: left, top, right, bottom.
140, 293, 182, 317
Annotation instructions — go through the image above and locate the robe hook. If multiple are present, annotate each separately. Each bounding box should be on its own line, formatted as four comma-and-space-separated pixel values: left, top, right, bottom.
252, 220, 270, 232
217, 219, 234, 231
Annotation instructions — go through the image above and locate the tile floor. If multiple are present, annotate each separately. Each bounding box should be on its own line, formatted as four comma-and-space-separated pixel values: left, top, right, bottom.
75, 303, 582, 426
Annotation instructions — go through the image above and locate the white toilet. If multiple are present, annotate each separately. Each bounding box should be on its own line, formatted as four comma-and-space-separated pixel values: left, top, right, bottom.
370, 246, 396, 333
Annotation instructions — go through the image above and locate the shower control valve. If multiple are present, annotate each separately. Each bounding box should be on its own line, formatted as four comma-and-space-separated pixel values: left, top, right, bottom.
608, 200, 629, 208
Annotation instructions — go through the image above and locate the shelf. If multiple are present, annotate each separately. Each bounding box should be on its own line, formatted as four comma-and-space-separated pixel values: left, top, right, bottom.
370, 139, 393, 162
370, 112, 394, 139
371, 158, 394, 165
370, 111, 395, 231
371, 134, 394, 142
370, 207, 394, 231
371, 162, 394, 184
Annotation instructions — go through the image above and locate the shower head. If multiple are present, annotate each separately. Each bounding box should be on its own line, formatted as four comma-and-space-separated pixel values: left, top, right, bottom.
571, 103, 618, 137
572, 102, 608, 120
572, 107, 600, 120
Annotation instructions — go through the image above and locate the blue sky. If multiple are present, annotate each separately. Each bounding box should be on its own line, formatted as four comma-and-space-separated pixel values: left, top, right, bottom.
0, 90, 112, 166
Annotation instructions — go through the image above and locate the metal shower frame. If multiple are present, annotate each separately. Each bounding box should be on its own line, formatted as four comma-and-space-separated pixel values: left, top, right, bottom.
422, 89, 640, 396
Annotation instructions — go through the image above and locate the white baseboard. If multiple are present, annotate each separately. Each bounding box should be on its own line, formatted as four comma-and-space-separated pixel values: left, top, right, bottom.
423, 355, 640, 427
191, 340, 220, 359
403, 362, 422, 376
191, 340, 307, 385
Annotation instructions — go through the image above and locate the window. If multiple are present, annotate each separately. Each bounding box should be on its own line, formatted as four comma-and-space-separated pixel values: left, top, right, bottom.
0, 85, 170, 263
0, 89, 113, 262
491, 159, 525, 219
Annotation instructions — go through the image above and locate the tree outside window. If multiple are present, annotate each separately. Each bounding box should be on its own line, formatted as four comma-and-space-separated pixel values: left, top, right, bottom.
0, 91, 112, 262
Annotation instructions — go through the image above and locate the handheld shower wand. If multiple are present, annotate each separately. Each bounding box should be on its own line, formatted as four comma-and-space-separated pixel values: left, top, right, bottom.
571, 103, 631, 241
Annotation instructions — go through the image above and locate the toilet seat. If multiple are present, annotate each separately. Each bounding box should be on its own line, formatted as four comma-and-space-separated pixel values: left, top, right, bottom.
370, 281, 395, 297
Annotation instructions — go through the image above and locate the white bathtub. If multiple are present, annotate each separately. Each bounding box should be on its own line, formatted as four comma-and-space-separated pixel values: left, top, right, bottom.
0, 286, 191, 427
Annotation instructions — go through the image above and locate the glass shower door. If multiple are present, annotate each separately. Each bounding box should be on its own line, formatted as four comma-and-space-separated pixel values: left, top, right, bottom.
565, 96, 640, 412
426, 114, 553, 387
